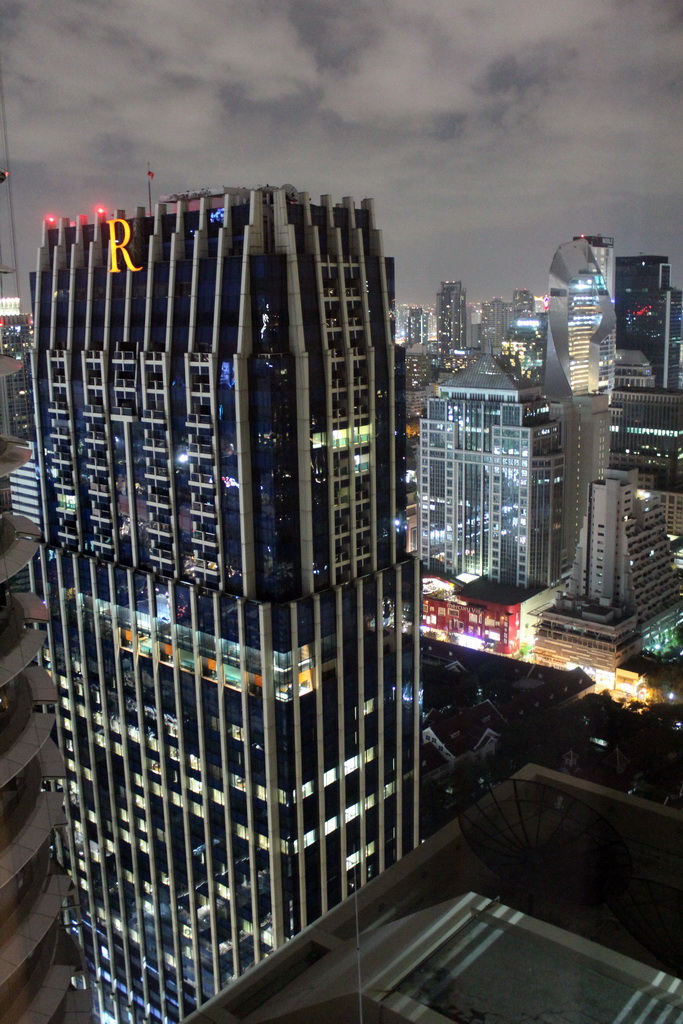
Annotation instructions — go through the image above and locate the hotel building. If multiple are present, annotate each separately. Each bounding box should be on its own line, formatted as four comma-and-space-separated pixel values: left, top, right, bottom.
31, 186, 420, 1023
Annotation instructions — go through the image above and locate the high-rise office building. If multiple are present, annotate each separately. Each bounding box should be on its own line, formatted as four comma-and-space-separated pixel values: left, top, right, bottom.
500, 312, 547, 384
609, 386, 683, 489
546, 238, 616, 398
511, 288, 535, 318
613, 349, 654, 389
0, 299, 38, 520
436, 281, 466, 368
419, 354, 564, 587
406, 305, 429, 348
615, 256, 683, 389
32, 187, 420, 1023
549, 393, 610, 570
479, 297, 511, 355
545, 239, 613, 566
573, 235, 616, 392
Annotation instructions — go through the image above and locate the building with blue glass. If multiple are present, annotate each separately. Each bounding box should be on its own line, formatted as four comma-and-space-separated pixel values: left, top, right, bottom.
615, 255, 682, 389
31, 186, 420, 1023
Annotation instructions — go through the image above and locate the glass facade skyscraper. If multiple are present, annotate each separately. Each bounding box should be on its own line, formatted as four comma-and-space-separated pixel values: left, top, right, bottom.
615, 255, 683, 389
546, 238, 616, 398
31, 186, 420, 1023
419, 354, 564, 588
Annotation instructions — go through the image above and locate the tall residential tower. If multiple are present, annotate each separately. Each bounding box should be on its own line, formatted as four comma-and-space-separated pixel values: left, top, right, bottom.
32, 187, 420, 1023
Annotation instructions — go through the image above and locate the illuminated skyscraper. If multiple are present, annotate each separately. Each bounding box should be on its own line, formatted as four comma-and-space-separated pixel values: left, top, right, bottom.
436, 280, 466, 368
479, 297, 511, 355
32, 187, 420, 1023
573, 235, 616, 392
545, 239, 613, 566
419, 354, 563, 587
0, 300, 39, 522
546, 238, 616, 398
500, 313, 547, 384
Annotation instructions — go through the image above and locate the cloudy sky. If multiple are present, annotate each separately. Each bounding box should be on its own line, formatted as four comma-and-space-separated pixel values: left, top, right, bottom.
1, 0, 681, 307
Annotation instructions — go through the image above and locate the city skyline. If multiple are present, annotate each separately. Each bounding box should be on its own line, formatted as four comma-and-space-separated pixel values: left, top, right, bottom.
1, 0, 682, 306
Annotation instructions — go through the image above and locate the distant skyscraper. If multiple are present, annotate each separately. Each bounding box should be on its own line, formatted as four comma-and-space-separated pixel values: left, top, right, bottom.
479, 298, 511, 355
545, 239, 614, 566
500, 312, 547, 384
406, 305, 429, 347
419, 354, 563, 587
436, 281, 466, 368
0, 301, 40, 521
615, 256, 683, 389
32, 187, 420, 1023
609, 386, 683, 489
546, 238, 616, 397
614, 349, 655, 389
573, 235, 616, 392
511, 288, 535, 318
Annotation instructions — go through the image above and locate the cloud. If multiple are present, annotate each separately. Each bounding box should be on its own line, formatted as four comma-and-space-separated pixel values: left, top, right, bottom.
2, 0, 682, 304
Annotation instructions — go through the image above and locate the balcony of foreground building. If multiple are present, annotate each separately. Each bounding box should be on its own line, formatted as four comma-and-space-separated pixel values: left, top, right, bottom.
0, 514, 41, 584
0, 658, 90, 1023
0, 435, 32, 480
0, 352, 89, 1021
0, 592, 49, 688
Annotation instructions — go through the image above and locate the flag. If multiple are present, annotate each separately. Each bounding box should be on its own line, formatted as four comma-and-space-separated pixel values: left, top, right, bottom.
148, 169, 154, 179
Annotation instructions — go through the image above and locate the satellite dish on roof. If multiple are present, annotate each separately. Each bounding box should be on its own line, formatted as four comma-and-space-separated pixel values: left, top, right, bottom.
459, 778, 631, 906
609, 877, 683, 976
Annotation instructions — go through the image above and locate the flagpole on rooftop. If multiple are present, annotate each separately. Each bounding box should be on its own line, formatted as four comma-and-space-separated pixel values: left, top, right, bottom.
147, 163, 154, 216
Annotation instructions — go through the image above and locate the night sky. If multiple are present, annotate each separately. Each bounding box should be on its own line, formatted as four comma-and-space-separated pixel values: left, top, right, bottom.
2, 0, 682, 307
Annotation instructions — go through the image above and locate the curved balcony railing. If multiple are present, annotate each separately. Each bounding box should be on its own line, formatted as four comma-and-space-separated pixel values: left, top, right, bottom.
0, 356, 88, 1021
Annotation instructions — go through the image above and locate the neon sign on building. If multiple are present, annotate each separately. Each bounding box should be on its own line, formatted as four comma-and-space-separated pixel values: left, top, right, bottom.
106, 218, 143, 273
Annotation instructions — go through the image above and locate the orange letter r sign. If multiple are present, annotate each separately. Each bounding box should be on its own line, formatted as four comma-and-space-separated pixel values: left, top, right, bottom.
107, 218, 143, 273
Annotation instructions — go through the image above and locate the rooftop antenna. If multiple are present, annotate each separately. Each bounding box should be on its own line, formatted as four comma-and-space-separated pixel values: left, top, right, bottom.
0, 52, 19, 304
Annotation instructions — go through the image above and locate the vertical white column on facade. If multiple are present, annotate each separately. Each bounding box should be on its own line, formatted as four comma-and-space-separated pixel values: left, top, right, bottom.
258, 601, 284, 950
142, 205, 164, 355
165, 579, 203, 1008
393, 561, 404, 860
189, 584, 220, 998
312, 593, 328, 914
146, 588, 185, 1017
233, 354, 255, 600
105, 566, 156, 1016
288, 602, 307, 931
410, 555, 421, 848
335, 585, 348, 899
69, 553, 125, 1010
274, 191, 315, 596
371, 215, 397, 567
376, 584, 386, 874
664, 289, 672, 389
213, 594, 241, 983
236, 599, 260, 972
141, 573, 188, 1021
50, 554, 107, 1001
355, 577, 367, 885
234, 203, 256, 596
